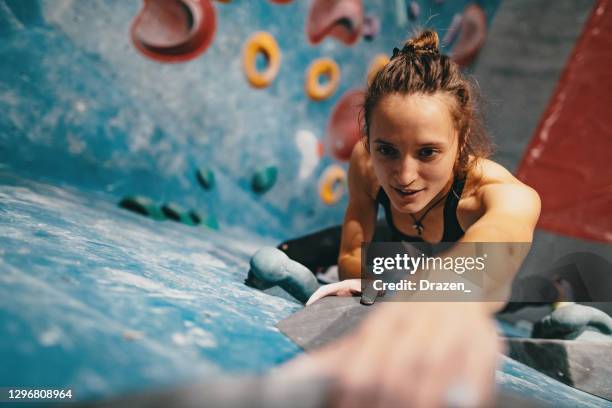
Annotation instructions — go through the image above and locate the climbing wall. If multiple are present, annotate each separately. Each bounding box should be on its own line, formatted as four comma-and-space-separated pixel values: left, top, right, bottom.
0, 0, 501, 240
2, 0, 611, 406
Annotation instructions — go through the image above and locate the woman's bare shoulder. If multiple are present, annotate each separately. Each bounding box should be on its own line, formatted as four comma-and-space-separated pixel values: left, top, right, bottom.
348, 141, 380, 201
468, 158, 540, 207
468, 158, 522, 188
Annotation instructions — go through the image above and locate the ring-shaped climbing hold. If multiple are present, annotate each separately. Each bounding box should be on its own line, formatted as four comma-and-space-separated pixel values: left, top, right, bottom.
319, 165, 347, 205
305, 58, 340, 101
243, 32, 281, 89
367, 54, 390, 85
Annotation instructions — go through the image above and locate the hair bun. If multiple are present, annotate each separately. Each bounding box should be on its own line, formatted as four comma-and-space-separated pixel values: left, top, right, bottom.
391, 30, 440, 60
406, 30, 440, 52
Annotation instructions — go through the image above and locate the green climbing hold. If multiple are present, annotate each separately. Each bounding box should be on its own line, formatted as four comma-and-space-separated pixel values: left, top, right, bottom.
196, 168, 215, 191
251, 165, 278, 194
119, 196, 166, 220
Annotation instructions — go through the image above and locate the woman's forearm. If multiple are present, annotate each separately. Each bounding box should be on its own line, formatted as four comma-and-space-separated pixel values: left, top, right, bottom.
338, 253, 362, 280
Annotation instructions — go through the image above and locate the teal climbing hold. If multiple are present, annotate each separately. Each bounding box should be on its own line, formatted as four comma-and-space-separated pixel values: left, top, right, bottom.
196, 168, 215, 191
118, 196, 166, 220
251, 166, 277, 194
247, 247, 319, 304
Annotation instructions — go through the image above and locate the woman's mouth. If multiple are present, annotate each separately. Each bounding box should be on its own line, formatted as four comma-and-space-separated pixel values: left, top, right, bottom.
392, 186, 424, 198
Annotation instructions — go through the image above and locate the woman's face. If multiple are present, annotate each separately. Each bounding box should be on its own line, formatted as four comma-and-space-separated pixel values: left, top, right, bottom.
369, 93, 459, 214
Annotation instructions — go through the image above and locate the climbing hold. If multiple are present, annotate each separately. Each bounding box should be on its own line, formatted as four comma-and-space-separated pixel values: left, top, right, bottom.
367, 54, 390, 86
326, 89, 364, 161
161, 202, 199, 225
317, 141, 325, 158
161, 202, 185, 222
306, 0, 364, 46
362, 15, 380, 41
319, 165, 347, 205
247, 247, 320, 303
131, 0, 216, 63
188, 210, 202, 225
450, 4, 487, 67
408, 1, 420, 21
533, 303, 612, 341
243, 31, 281, 89
305, 58, 340, 101
269, 0, 292, 3
442, 13, 462, 47
119, 196, 166, 220
295, 130, 321, 181
251, 166, 278, 194
196, 168, 215, 190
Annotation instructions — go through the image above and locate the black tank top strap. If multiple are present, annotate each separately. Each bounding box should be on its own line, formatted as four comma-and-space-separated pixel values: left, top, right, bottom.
440, 175, 466, 242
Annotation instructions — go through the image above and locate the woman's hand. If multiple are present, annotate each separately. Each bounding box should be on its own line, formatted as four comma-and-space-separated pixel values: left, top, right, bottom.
306, 279, 363, 306
291, 301, 503, 408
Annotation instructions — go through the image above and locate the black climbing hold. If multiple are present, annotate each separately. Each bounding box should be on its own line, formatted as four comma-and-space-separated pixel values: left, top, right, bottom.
196, 168, 215, 190
161, 202, 184, 222
188, 210, 202, 225
119, 196, 166, 220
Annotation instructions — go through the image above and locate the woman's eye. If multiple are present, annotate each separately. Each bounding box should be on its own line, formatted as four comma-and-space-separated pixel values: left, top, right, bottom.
377, 146, 397, 157
419, 147, 438, 159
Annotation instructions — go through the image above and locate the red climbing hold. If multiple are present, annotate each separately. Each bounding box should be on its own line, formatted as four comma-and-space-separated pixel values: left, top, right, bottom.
450, 4, 487, 67
326, 89, 364, 161
131, 0, 216, 63
306, 0, 364, 46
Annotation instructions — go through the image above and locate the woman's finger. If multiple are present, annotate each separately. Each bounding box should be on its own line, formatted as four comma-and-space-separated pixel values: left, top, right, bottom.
306, 279, 362, 306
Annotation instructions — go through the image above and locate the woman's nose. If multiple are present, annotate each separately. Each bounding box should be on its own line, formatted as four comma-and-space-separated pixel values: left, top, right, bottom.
394, 155, 418, 186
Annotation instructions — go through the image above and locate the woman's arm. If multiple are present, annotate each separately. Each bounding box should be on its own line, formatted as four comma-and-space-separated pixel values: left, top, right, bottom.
337, 142, 379, 280
459, 163, 541, 313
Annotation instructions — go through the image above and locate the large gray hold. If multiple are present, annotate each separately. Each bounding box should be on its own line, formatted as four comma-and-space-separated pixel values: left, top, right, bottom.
533, 303, 612, 340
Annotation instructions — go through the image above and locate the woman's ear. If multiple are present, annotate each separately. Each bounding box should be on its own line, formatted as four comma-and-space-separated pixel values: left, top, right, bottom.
362, 137, 371, 155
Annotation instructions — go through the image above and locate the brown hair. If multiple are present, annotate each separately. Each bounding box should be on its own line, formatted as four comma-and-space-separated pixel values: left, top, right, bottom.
362, 29, 493, 178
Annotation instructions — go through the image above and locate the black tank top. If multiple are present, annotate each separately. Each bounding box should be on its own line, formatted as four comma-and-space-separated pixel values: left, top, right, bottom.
376, 176, 466, 243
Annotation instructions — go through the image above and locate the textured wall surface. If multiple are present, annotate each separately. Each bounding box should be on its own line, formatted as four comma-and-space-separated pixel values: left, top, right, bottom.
1, 0, 610, 406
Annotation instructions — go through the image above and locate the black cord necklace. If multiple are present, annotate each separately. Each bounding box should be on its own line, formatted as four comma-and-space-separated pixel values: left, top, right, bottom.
409, 191, 448, 236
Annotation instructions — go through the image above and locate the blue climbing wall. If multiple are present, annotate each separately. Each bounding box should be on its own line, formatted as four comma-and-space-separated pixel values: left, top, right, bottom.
1, 0, 610, 406
0, 0, 502, 239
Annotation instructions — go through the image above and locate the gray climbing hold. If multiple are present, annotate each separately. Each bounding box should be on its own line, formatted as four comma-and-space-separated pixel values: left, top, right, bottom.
248, 247, 319, 303
251, 166, 278, 194
196, 168, 215, 190
532, 303, 612, 340
119, 196, 166, 220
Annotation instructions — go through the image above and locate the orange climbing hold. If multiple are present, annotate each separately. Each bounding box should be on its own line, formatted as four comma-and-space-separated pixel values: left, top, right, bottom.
367, 54, 390, 85
319, 165, 347, 205
305, 58, 340, 101
243, 32, 281, 89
